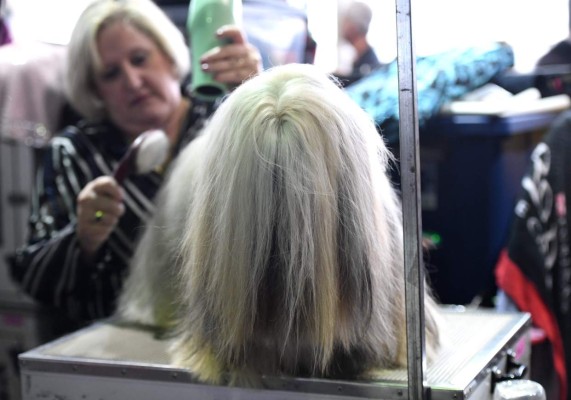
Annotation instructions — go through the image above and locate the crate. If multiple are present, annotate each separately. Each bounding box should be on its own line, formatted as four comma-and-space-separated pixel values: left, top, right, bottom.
0, 136, 46, 400
0, 301, 43, 400
0, 137, 38, 301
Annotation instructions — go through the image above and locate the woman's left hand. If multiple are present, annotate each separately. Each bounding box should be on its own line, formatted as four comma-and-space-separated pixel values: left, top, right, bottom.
199, 25, 263, 87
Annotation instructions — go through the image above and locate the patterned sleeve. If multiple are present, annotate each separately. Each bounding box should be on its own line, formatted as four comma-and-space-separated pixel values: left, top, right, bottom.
9, 127, 135, 322
9, 101, 210, 323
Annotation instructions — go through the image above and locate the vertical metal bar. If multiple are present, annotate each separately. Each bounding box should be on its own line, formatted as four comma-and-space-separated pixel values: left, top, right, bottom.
394, 0, 426, 399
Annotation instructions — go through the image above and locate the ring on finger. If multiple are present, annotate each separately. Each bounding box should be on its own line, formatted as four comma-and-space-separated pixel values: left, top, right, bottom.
94, 210, 104, 222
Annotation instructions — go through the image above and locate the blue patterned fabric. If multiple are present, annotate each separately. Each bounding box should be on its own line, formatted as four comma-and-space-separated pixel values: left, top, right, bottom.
345, 42, 515, 143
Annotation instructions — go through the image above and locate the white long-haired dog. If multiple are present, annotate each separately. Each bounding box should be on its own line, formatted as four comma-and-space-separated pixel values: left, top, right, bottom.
118, 63, 441, 385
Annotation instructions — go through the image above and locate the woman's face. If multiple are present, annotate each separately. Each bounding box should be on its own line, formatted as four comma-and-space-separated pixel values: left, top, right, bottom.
94, 21, 182, 140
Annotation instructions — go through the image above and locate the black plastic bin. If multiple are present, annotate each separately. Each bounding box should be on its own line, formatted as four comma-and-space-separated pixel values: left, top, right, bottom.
415, 111, 561, 305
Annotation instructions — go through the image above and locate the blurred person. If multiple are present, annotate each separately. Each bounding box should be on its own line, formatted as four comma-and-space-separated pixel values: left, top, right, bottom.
536, 33, 571, 67
495, 109, 571, 400
339, 1, 381, 78
8, 0, 262, 328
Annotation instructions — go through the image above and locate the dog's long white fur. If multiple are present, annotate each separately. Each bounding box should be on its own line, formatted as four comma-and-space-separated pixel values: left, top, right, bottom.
117, 63, 441, 386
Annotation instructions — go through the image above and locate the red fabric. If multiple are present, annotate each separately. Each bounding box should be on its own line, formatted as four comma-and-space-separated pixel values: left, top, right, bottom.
496, 249, 567, 400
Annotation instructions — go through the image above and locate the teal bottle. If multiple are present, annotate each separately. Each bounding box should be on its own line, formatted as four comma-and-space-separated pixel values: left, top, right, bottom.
187, 0, 242, 100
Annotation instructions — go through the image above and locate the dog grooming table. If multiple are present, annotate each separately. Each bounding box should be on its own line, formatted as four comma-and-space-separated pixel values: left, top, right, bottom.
18, 307, 531, 400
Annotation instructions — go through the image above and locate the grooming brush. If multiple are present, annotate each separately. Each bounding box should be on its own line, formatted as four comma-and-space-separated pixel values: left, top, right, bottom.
113, 129, 170, 184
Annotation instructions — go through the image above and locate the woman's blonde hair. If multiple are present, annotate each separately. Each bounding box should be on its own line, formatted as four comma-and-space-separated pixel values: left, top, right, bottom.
65, 0, 190, 119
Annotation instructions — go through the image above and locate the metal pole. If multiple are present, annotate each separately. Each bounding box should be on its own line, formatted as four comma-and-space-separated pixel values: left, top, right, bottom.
394, 0, 426, 399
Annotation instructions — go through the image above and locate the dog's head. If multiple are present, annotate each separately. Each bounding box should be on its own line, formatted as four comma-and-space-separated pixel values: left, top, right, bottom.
120, 63, 441, 385
169, 63, 410, 379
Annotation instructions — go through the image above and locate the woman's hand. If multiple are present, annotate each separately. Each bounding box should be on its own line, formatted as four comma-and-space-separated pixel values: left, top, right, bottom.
199, 25, 263, 87
76, 176, 125, 259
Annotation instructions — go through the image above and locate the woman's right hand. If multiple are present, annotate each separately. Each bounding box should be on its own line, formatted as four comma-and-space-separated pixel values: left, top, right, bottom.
76, 176, 125, 259
200, 25, 263, 87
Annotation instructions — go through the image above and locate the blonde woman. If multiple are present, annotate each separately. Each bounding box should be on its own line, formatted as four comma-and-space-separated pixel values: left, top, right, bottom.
9, 0, 261, 327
